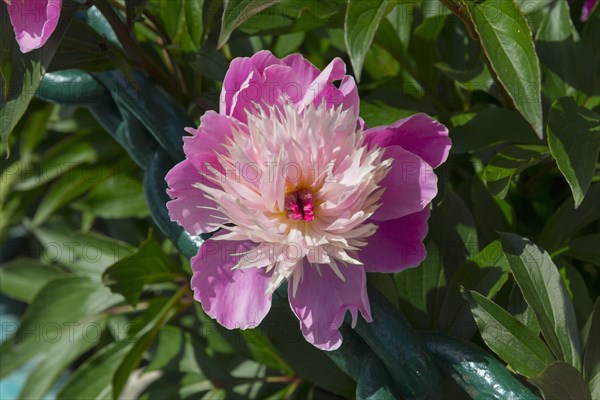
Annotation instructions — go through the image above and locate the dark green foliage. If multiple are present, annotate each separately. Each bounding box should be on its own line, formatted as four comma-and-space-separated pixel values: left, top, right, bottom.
1, 0, 599, 399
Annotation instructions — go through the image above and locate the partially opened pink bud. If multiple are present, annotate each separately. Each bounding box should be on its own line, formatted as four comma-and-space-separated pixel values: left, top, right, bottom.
582, 0, 597, 21
166, 51, 451, 350
4, 0, 62, 53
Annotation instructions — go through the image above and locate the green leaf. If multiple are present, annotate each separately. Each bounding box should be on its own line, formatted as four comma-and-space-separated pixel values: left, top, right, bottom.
429, 189, 480, 264
141, 371, 212, 399
360, 31, 400, 80
368, 273, 400, 309
19, 319, 105, 400
360, 100, 416, 127
241, 328, 294, 375
408, 10, 447, 89
575, 2, 600, 107
514, 0, 554, 16
0, 3, 73, 145
580, 312, 594, 365
114, 331, 157, 397
438, 240, 510, 338
0, 161, 41, 238
529, 361, 592, 400
237, 0, 341, 36
272, 32, 305, 58
385, 1, 414, 49
126, 0, 148, 26
259, 304, 356, 398
374, 16, 415, 73
395, 240, 445, 330
184, 0, 204, 50
112, 288, 188, 399
0, 337, 39, 380
396, 190, 478, 329
191, 306, 292, 381
547, 97, 600, 208
156, 0, 183, 38
463, 290, 555, 377
1, 277, 122, 378
0, 258, 66, 303
533, 0, 580, 102
344, 0, 388, 81
450, 108, 541, 153
32, 165, 111, 225
218, 0, 283, 48
16, 277, 122, 344
190, 46, 228, 81
49, 19, 126, 73
435, 61, 494, 93
540, 183, 600, 251
508, 282, 541, 335
13, 134, 117, 191
142, 326, 214, 399
463, 0, 543, 137
145, 327, 182, 370
583, 300, 600, 395
483, 145, 549, 198
470, 176, 513, 245
72, 172, 149, 219
18, 103, 53, 161
28, 219, 135, 277
501, 233, 582, 370
565, 234, 600, 266
60, 293, 185, 399
558, 262, 594, 328
103, 236, 182, 306
57, 340, 133, 399
229, 360, 283, 398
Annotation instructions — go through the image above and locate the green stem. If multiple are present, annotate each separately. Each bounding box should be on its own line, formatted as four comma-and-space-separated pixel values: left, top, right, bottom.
439, 0, 478, 40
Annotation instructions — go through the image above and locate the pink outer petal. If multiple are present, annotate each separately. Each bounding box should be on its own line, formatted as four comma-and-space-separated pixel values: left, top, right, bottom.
373, 145, 438, 222
168, 112, 242, 235
220, 51, 360, 121
281, 53, 320, 88
297, 57, 347, 110
228, 64, 298, 123
165, 159, 223, 235
286, 56, 359, 116
338, 75, 360, 116
360, 208, 430, 273
220, 50, 282, 120
364, 113, 451, 169
219, 57, 254, 116
183, 111, 240, 172
191, 238, 273, 329
282, 54, 360, 115
582, 0, 597, 21
289, 261, 371, 351
6, 0, 61, 53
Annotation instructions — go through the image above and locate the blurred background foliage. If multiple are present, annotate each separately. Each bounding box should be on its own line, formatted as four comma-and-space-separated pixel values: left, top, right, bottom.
0, 0, 599, 399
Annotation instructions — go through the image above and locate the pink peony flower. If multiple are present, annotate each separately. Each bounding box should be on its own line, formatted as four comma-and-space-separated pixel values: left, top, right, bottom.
166, 51, 451, 350
4, 0, 62, 53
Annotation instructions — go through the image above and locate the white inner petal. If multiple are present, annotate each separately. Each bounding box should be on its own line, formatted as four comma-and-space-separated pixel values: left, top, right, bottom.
194, 100, 391, 291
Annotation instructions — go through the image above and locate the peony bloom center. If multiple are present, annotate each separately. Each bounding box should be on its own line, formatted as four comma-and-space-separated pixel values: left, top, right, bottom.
193, 101, 391, 293
285, 189, 315, 221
